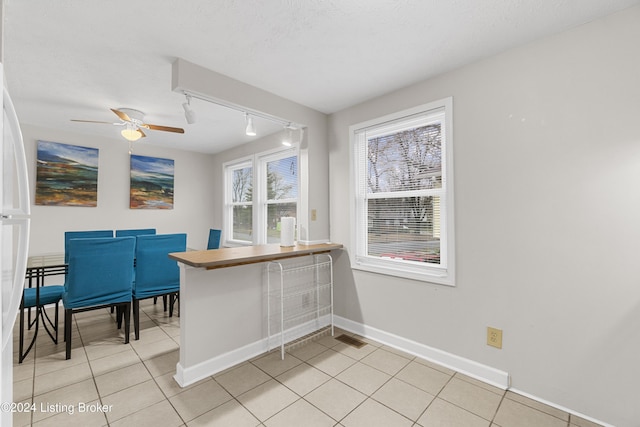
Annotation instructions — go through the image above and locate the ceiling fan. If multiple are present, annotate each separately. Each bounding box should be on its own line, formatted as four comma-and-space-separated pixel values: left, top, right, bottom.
71, 108, 185, 141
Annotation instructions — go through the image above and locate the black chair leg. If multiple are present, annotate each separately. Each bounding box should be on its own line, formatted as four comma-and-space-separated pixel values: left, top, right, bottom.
65, 309, 73, 360
116, 306, 123, 329
133, 299, 140, 340
18, 303, 25, 363
124, 302, 131, 344
162, 295, 167, 312
40, 304, 58, 344
168, 292, 179, 317
19, 301, 41, 364
54, 302, 59, 343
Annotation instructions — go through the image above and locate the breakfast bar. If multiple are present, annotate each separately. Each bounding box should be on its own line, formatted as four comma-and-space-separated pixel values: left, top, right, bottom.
169, 243, 342, 387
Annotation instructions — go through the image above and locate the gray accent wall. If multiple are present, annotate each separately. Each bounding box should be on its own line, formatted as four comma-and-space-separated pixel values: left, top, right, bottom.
328, 6, 640, 426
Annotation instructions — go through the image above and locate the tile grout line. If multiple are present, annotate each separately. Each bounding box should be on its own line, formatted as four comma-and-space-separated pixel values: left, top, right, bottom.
143, 333, 190, 424
247, 347, 333, 424
209, 370, 267, 426
490, 389, 508, 426
76, 314, 113, 427
413, 367, 456, 425
305, 346, 416, 425
337, 351, 416, 425
110, 305, 184, 426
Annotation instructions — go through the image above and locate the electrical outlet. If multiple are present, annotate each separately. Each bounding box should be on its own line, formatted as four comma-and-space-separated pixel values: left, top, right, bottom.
311, 209, 317, 221
487, 327, 503, 349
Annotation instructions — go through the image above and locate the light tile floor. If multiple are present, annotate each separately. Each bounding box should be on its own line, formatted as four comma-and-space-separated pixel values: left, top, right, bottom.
13, 300, 604, 426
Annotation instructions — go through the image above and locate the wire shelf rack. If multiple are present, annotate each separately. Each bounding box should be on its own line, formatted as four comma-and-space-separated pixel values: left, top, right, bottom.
267, 253, 334, 359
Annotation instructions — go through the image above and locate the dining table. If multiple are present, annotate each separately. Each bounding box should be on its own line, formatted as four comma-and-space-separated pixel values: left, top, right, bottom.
20, 253, 67, 360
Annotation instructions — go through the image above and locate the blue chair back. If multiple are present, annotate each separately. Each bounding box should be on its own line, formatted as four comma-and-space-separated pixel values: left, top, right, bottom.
63, 237, 135, 309
64, 230, 113, 263
115, 228, 156, 237
134, 234, 186, 299
207, 229, 221, 250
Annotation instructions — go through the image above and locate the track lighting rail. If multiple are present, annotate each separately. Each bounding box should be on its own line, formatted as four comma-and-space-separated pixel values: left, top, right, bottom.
181, 90, 301, 130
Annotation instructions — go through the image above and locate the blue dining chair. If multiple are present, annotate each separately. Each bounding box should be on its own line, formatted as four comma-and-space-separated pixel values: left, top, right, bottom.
114, 229, 158, 309
18, 283, 64, 363
64, 230, 113, 263
116, 229, 165, 308
207, 228, 222, 249
62, 236, 135, 360
133, 233, 186, 340
115, 228, 156, 238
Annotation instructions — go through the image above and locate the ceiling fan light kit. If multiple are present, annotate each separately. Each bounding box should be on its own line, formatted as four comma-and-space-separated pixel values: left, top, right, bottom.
121, 125, 143, 142
71, 108, 185, 142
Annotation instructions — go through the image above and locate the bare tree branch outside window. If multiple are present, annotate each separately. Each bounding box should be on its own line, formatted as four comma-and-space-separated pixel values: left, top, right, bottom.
366, 124, 442, 264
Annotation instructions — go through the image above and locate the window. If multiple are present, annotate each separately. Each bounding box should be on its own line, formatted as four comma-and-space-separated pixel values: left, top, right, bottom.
261, 152, 298, 243
226, 159, 253, 244
350, 98, 455, 285
224, 148, 298, 246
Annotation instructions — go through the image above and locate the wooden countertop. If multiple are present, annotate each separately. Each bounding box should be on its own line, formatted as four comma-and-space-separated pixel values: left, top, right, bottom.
169, 243, 343, 269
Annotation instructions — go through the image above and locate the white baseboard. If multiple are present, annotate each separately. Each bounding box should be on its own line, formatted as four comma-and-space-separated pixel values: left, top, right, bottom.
175, 338, 269, 387
175, 316, 332, 387
333, 315, 510, 390
267, 315, 333, 352
508, 387, 615, 427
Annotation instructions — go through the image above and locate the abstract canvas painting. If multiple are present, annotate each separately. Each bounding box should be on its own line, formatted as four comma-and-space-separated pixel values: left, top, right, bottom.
35, 140, 99, 206
130, 154, 174, 209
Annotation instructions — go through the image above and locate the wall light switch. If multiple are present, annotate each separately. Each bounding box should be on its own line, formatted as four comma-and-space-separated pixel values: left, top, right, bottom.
311, 209, 317, 221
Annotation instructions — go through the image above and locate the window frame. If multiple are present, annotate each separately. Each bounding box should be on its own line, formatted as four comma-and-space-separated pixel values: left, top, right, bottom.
349, 97, 455, 286
256, 149, 299, 244
223, 146, 300, 247
223, 156, 254, 246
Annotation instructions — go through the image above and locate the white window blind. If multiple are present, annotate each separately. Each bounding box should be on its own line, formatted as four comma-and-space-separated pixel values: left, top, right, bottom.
351, 98, 454, 285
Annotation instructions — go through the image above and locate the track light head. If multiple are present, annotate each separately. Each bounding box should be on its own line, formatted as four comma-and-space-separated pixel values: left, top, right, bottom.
245, 113, 256, 136
183, 94, 196, 124
281, 123, 297, 146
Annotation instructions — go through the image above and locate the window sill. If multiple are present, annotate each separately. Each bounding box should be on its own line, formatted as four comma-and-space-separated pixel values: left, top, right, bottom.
351, 258, 454, 286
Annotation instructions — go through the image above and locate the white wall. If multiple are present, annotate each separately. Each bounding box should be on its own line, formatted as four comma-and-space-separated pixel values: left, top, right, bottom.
23, 124, 216, 254
329, 6, 640, 427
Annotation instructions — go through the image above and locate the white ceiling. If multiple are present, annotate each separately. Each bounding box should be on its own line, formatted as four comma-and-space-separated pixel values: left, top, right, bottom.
3, 0, 639, 154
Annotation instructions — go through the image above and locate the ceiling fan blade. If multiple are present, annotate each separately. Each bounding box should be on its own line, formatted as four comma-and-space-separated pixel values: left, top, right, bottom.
138, 128, 147, 138
111, 108, 132, 122
71, 119, 120, 125
141, 123, 185, 134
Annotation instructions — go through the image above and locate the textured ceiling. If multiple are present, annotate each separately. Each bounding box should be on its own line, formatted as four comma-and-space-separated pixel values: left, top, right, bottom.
3, 0, 639, 153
